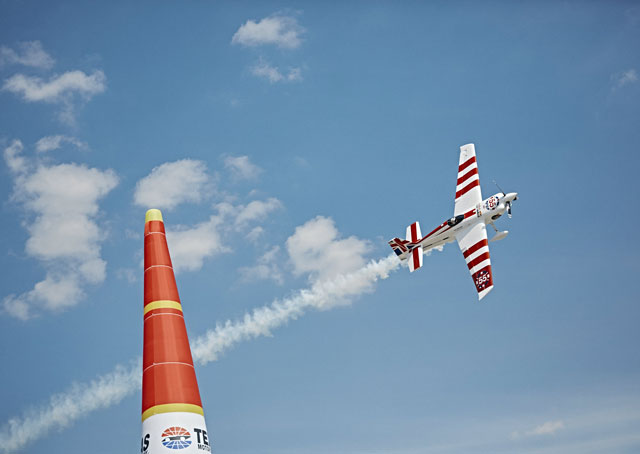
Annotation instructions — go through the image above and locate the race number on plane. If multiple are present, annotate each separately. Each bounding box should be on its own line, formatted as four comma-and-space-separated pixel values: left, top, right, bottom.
388, 143, 518, 300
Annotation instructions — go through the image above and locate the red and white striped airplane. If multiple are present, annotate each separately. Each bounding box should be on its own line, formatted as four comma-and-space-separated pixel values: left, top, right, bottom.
388, 143, 517, 300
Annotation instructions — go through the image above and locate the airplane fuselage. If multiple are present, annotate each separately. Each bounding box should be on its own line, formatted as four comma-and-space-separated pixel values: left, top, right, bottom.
404, 192, 518, 256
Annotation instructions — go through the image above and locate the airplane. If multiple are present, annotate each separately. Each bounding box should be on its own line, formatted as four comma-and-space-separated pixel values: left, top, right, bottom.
388, 143, 517, 300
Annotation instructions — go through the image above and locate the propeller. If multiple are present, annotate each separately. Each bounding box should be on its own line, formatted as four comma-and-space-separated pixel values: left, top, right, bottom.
494, 180, 517, 218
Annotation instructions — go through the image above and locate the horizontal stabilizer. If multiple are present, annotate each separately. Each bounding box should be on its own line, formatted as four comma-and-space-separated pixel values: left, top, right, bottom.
409, 245, 423, 272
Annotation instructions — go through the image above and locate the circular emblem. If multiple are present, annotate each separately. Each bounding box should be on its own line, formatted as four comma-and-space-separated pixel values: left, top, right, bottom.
475, 270, 491, 290
487, 197, 498, 209
161, 427, 192, 450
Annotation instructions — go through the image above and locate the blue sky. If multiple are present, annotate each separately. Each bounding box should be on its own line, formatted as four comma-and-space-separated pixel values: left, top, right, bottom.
1, 1, 639, 453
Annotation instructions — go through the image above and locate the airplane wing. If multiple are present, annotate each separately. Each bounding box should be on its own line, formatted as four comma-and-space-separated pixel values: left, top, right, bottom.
454, 143, 483, 216
455, 221, 494, 300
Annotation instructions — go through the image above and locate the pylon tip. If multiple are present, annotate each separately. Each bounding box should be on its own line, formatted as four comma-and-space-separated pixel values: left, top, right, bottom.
145, 209, 163, 223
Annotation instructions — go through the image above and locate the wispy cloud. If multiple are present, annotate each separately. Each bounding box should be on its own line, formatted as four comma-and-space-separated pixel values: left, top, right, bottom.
528, 420, 565, 436
132, 154, 281, 274
250, 60, 302, 83
116, 268, 137, 284
2, 140, 118, 320
3, 70, 106, 102
226, 197, 283, 227
224, 155, 262, 180
133, 159, 211, 210
147, 195, 282, 274
512, 419, 566, 439
2, 70, 106, 124
35, 135, 88, 153
0, 253, 400, 452
4, 139, 27, 174
238, 246, 284, 285
250, 61, 287, 83
0, 41, 54, 69
232, 15, 305, 49
611, 69, 638, 89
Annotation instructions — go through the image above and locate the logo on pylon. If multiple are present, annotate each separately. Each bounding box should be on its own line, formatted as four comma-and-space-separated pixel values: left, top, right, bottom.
161, 427, 192, 450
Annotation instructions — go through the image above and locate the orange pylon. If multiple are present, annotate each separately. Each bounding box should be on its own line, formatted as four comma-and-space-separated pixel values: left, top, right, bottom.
141, 209, 211, 454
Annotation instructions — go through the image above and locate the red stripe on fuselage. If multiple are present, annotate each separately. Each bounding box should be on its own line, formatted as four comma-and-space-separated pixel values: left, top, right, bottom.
416, 208, 476, 244
422, 222, 448, 241
466, 251, 491, 270
455, 179, 480, 200
457, 167, 478, 186
463, 239, 489, 258
458, 156, 477, 173
410, 223, 418, 242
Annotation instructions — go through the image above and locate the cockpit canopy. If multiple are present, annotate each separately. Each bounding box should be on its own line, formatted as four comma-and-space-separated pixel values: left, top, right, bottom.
447, 214, 465, 227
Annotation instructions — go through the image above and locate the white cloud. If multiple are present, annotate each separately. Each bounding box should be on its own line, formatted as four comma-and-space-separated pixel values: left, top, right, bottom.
116, 268, 137, 284
2, 141, 118, 319
528, 420, 565, 436
246, 226, 264, 243
286, 67, 302, 82
232, 15, 304, 49
35, 135, 88, 153
251, 61, 283, 83
512, 420, 566, 439
233, 197, 283, 226
2, 69, 106, 124
239, 246, 284, 285
2, 70, 106, 102
224, 155, 262, 180
250, 60, 302, 83
3, 139, 26, 174
0, 41, 54, 69
166, 216, 228, 273
612, 69, 638, 89
132, 155, 280, 273
133, 159, 211, 210
286, 216, 370, 283
163, 197, 282, 273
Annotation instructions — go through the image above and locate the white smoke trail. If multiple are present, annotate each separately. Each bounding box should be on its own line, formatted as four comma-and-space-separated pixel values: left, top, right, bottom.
191, 254, 400, 364
0, 361, 142, 453
0, 255, 400, 453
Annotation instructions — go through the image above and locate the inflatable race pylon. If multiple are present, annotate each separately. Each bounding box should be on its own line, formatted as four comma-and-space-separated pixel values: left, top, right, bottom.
141, 209, 211, 454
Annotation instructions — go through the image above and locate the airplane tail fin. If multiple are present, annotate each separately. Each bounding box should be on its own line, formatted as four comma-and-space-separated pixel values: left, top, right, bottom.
388, 237, 410, 258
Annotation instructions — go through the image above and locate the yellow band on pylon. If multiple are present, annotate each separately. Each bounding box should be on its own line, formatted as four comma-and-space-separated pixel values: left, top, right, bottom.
145, 209, 163, 223
144, 300, 182, 315
142, 403, 204, 422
